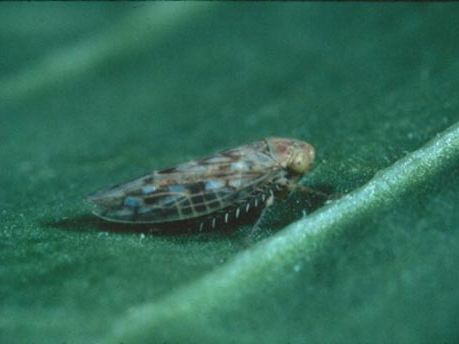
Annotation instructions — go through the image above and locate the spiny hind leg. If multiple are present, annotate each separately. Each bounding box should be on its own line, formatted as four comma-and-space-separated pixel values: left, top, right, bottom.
291, 184, 343, 206
245, 192, 275, 244
290, 184, 329, 198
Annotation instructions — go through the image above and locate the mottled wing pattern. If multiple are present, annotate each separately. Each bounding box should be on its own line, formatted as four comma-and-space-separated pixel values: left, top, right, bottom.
88, 140, 282, 223
131, 174, 269, 223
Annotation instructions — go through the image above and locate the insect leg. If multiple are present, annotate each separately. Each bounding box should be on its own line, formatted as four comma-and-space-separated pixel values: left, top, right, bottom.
248, 191, 275, 240
292, 184, 329, 198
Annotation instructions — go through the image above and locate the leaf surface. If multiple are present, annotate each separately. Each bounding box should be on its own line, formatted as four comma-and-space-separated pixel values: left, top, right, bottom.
1, 4, 459, 343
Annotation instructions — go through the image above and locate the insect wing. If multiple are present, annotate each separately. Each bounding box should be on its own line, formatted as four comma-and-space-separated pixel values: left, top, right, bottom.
133, 174, 264, 223
88, 142, 278, 224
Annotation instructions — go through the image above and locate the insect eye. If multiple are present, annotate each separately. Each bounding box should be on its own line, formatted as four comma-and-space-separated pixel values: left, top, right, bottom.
288, 152, 309, 174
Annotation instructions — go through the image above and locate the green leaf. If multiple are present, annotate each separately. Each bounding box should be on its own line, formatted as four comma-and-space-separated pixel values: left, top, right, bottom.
1, 4, 459, 343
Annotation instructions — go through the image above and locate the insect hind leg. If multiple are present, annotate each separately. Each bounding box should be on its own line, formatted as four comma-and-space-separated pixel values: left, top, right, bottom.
247, 192, 275, 242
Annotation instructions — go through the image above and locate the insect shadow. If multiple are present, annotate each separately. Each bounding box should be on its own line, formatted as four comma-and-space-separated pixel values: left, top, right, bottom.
48, 184, 334, 237
48, 211, 261, 236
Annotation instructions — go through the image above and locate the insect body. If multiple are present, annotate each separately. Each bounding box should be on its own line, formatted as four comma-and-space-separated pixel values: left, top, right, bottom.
87, 137, 315, 230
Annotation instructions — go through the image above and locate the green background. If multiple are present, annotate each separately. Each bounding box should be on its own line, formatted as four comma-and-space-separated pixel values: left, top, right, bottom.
1, 3, 459, 343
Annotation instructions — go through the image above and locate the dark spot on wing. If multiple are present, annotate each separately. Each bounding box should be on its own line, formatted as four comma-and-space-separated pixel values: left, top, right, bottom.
204, 192, 217, 202
161, 207, 179, 217
158, 167, 178, 174
181, 206, 193, 216
178, 198, 194, 215
194, 204, 207, 212
142, 176, 155, 184
207, 201, 221, 210
217, 190, 238, 202
187, 182, 206, 195
143, 197, 157, 205
179, 197, 192, 208
191, 194, 205, 205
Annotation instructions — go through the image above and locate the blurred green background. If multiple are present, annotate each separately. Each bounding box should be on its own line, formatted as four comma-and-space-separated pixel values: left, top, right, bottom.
1, 3, 459, 343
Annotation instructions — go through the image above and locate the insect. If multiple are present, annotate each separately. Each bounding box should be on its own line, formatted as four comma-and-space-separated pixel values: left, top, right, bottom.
87, 137, 316, 231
